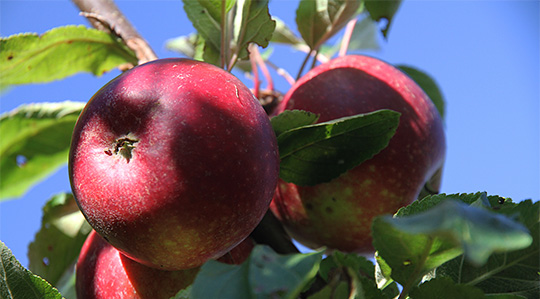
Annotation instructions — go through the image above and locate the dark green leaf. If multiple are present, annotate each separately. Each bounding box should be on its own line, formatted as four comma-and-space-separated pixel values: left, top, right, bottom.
364, 0, 402, 37
271, 109, 319, 137
296, 0, 362, 50
0, 101, 85, 200
277, 109, 400, 186
191, 245, 323, 299
437, 200, 540, 298
28, 193, 91, 286
319, 251, 388, 299
409, 277, 485, 299
395, 192, 494, 217
233, 0, 276, 60
398, 65, 445, 120
0, 242, 62, 299
0, 25, 137, 88
322, 251, 375, 281
307, 281, 349, 299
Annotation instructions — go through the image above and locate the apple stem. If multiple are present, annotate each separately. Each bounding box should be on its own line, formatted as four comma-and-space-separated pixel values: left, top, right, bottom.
251, 45, 274, 91
265, 61, 295, 86
113, 137, 139, 163
309, 49, 319, 70
296, 50, 314, 80
338, 18, 357, 57
249, 47, 261, 99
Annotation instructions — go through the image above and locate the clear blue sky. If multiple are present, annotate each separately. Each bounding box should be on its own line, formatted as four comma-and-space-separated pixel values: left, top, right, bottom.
1, 1, 538, 267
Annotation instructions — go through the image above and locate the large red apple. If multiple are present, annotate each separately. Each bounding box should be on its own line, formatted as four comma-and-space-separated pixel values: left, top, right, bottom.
69, 58, 279, 270
270, 55, 446, 253
76, 230, 254, 299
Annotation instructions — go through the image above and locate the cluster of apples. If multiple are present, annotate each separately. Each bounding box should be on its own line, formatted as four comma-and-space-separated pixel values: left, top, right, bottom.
69, 56, 445, 298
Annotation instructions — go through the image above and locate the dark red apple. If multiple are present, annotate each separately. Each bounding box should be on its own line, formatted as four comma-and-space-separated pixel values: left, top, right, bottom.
69, 58, 279, 270
270, 55, 446, 253
76, 230, 254, 299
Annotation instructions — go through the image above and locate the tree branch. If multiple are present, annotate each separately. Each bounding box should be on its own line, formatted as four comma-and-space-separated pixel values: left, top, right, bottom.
71, 0, 158, 65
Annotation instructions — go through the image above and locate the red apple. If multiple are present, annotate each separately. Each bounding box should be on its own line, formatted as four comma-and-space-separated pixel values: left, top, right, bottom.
76, 230, 254, 299
270, 55, 446, 253
69, 58, 279, 270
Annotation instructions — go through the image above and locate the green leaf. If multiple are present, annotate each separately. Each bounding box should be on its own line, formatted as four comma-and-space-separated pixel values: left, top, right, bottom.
271, 109, 319, 137
397, 65, 445, 120
171, 286, 192, 299
344, 15, 381, 52
28, 193, 91, 287
409, 277, 485, 299
296, 0, 362, 50
437, 200, 540, 298
165, 34, 200, 58
191, 245, 323, 299
372, 199, 533, 286
233, 0, 276, 60
364, 0, 402, 38
0, 101, 85, 200
318, 251, 390, 299
271, 17, 305, 45
0, 25, 137, 88
0, 241, 62, 299
277, 109, 400, 186
183, 0, 222, 64
317, 14, 380, 59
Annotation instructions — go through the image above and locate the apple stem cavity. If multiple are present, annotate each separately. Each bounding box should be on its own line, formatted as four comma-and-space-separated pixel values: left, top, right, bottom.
112, 136, 139, 163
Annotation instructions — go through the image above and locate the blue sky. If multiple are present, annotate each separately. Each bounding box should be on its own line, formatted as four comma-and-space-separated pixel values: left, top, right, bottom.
1, 1, 538, 267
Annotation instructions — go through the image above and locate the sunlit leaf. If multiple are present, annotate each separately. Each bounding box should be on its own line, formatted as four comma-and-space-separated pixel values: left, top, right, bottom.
0, 101, 85, 200
0, 25, 136, 88
0, 242, 62, 299
233, 0, 276, 60
28, 193, 91, 286
296, 0, 361, 50
271, 16, 304, 45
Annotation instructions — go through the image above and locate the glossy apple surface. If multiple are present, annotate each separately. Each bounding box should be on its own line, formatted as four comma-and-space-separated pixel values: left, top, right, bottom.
69, 58, 279, 270
76, 230, 254, 299
270, 55, 446, 253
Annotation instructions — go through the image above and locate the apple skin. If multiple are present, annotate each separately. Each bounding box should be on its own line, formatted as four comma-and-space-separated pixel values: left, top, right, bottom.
76, 230, 254, 299
270, 55, 446, 253
69, 58, 279, 270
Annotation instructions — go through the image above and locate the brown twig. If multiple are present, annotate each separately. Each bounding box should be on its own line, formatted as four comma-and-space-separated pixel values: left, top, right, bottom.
72, 0, 158, 65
